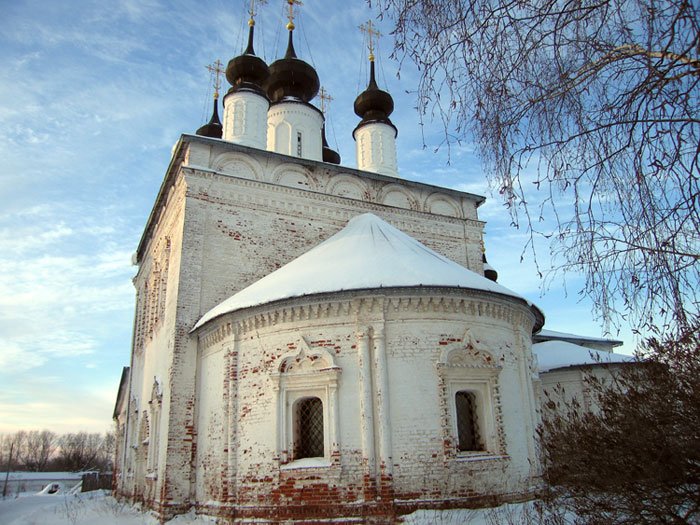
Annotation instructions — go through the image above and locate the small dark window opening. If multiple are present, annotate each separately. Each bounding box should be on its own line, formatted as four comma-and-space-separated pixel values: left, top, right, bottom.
294, 397, 324, 459
456, 391, 483, 452
296, 131, 303, 157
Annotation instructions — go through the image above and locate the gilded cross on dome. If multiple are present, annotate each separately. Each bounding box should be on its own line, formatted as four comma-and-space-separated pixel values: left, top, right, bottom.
319, 87, 333, 114
286, 0, 303, 31
248, 0, 267, 26
205, 59, 224, 99
359, 20, 381, 62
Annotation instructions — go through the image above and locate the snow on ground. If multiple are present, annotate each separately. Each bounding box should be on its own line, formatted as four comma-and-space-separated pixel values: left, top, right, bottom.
0, 490, 216, 525
402, 502, 543, 524
0, 490, 546, 524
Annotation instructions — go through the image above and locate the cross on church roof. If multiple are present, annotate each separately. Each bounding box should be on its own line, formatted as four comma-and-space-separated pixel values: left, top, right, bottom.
205, 59, 224, 99
359, 20, 381, 62
319, 87, 333, 114
248, 0, 267, 26
286, 0, 303, 31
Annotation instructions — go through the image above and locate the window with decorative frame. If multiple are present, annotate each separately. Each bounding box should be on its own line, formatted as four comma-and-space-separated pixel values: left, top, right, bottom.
274, 338, 341, 466
437, 330, 506, 458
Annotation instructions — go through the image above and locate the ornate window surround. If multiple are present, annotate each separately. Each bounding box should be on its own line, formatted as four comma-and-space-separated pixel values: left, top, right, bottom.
273, 338, 341, 468
437, 329, 507, 459
146, 377, 163, 475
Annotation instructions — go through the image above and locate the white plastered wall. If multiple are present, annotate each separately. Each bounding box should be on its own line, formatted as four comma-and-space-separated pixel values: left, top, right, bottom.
267, 102, 323, 161
222, 90, 269, 149
193, 290, 540, 506
354, 122, 398, 177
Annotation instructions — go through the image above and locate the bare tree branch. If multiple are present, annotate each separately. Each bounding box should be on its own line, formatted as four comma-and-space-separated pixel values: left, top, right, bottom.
373, 0, 700, 336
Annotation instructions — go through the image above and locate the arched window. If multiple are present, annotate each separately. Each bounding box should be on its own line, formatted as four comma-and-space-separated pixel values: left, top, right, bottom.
276, 340, 341, 466
437, 330, 507, 457
294, 397, 324, 459
455, 391, 483, 452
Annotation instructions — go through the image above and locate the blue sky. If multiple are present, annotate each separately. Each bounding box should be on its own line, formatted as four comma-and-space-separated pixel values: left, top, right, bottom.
0, 0, 636, 435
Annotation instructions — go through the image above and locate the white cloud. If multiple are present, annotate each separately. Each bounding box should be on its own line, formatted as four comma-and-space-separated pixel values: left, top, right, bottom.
0, 340, 47, 372
0, 204, 134, 375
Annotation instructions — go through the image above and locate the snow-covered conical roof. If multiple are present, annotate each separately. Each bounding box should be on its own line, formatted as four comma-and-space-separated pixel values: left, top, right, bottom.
194, 213, 542, 329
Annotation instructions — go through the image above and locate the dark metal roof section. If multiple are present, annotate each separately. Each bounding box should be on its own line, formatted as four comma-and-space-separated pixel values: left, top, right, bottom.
225, 22, 270, 98
264, 30, 320, 103
321, 125, 340, 164
196, 97, 223, 138
483, 253, 498, 282
353, 60, 396, 136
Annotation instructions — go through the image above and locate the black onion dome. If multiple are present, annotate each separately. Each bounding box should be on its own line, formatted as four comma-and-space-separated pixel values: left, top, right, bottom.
225, 24, 269, 96
483, 253, 499, 282
196, 98, 223, 138
264, 30, 320, 103
322, 126, 341, 164
354, 61, 395, 128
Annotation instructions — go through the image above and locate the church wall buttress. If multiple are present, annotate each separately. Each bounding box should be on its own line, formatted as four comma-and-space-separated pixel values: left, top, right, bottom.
118, 174, 190, 515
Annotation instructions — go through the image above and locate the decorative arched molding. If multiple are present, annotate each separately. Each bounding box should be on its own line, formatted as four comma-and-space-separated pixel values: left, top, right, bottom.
211, 152, 264, 182
183, 166, 486, 239
271, 164, 318, 191
325, 174, 370, 201
378, 184, 419, 210
278, 337, 339, 374
425, 192, 461, 218
438, 329, 503, 370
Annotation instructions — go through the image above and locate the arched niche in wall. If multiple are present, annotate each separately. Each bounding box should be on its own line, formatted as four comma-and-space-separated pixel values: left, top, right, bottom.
378, 184, 419, 210
271, 164, 318, 191
212, 153, 264, 182
326, 174, 370, 202
425, 192, 462, 218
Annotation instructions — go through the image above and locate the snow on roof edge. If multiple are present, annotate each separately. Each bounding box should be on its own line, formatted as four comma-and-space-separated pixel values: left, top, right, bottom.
192, 284, 544, 334
193, 213, 544, 331
534, 340, 634, 373
534, 328, 623, 347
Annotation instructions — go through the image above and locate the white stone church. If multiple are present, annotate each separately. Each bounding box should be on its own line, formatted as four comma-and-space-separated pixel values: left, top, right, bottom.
113, 4, 629, 523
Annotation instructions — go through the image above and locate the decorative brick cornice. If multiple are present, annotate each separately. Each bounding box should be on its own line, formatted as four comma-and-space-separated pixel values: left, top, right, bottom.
199, 321, 236, 350
181, 166, 484, 232
197, 288, 537, 337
